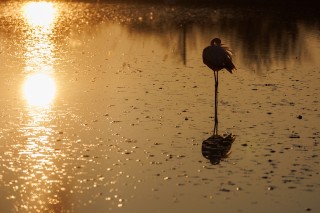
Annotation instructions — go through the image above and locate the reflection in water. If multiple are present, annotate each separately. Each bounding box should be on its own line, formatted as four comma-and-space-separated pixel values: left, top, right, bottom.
201, 89, 236, 165
0, 2, 318, 70
22, 2, 57, 28
0, 1, 319, 212
23, 73, 56, 107
18, 107, 63, 212
22, 2, 57, 107
118, 5, 319, 70
22, 1, 57, 74
15, 2, 65, 212
202, 134, 235, 165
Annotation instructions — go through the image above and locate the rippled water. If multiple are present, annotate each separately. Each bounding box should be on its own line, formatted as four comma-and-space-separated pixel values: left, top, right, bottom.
0, 1, 319, 212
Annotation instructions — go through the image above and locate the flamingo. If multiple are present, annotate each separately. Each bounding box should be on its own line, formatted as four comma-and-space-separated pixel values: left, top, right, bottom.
202, 38, 236, 135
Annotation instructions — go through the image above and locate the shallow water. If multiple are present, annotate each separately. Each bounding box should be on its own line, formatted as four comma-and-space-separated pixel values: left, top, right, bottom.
0, 1, 319, 213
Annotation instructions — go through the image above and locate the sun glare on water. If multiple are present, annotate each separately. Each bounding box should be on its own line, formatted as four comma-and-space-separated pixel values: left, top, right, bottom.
22, 2, 57, 27
23, 73, 56, 107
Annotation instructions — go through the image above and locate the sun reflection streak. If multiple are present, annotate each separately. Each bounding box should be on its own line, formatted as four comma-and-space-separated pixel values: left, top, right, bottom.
16, 2, 66, 212
22, 2, 58, 107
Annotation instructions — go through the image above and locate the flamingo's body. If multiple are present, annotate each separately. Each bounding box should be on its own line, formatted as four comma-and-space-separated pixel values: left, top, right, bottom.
202, 38, 236, 135
202, 38, 235, 73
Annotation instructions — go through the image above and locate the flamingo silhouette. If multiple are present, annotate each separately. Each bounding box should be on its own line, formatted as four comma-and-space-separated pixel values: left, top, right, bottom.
202, 38, 236, 135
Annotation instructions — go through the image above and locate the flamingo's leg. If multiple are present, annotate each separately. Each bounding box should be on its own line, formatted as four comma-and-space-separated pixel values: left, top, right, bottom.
213, 71, 219, 135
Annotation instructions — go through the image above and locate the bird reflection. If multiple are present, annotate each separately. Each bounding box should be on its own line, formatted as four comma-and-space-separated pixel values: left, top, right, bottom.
202, 133, 235, 165
202, 38, 236, 164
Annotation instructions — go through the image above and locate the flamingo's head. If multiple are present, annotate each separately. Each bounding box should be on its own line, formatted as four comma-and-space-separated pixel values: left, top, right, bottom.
211, 38, 221, 46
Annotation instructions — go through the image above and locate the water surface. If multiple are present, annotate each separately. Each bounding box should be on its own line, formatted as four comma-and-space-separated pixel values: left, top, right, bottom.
0, 1, 319, 212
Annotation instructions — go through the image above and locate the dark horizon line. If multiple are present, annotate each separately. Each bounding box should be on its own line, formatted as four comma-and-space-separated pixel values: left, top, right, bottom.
3, 0, 318, 10
69, 0, 320, 6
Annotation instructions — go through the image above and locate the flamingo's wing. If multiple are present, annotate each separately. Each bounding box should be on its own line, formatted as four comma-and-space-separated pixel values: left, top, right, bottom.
221, 46, 236, 73
202, 46, 226, 71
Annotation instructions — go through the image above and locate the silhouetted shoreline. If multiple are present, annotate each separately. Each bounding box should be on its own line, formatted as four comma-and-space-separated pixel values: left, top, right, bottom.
69, 0, 319, 8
